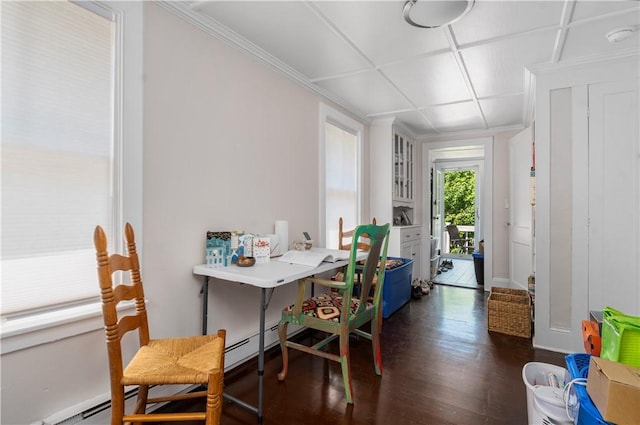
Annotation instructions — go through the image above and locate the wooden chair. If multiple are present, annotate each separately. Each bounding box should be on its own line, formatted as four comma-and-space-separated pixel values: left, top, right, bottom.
338, 217, 376, 251
94, 223, 226, 425
446, 224, 473, 254
337, 217, 382, 330
277, 222, 390, 404
337, 216, 380, 286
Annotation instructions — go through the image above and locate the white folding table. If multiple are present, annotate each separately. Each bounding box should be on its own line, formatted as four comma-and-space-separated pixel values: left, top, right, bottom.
193, 257, 356, 422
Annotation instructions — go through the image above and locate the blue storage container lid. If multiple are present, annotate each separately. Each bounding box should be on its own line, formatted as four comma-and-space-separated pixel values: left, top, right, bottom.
472, 252, 484, 259
565, 354, 612, 425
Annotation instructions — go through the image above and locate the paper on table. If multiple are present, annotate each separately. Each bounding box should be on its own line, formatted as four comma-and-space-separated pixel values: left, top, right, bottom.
278, 248, 351, 268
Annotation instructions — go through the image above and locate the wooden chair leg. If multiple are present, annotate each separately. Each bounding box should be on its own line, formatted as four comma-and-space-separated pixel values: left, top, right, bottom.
131, 384, 149, 425
136, 384, 149, 413
111, 386, 125, 425
339, 332, 354, 404
277, 321, 289, 381
372, 313, 383, 375
205, 369, 223, 425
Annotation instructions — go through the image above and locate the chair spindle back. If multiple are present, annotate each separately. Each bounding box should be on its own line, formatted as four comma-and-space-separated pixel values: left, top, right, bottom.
94, 223, 150, 374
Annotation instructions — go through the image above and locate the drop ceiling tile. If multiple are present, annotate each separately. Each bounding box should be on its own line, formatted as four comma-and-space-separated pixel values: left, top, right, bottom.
452, 1, 563, 46
480, 95, 524, 128
314, 71, 413, 116
382, 52, 472, 106
394, 110, 437, 136
572, 1, 639, 21
562, 13, 640, 61
313, 1, 450, 66
181, 0, 639, 137
421, 101, 485, 132
194, 1, 370, 79
461, 30, 558, 98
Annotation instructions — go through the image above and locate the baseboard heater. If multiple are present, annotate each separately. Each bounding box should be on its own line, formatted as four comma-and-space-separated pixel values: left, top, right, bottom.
40, 323, 301, 425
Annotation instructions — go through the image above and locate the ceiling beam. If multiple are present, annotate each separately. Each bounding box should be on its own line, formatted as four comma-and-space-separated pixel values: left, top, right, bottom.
443, 25, 488, 130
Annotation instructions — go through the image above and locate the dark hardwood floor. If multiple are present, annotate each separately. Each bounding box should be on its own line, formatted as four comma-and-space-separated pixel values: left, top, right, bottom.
158, 284, 565, 424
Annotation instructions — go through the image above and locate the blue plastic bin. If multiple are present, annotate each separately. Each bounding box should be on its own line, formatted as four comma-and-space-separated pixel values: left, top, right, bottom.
382, 257, 413, 318
472, 252, 484, 285
565, 354, 612, 425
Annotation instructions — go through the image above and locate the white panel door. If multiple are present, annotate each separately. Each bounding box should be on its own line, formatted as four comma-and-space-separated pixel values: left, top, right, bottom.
588, 80, 640, 315
508, 128, 533, 291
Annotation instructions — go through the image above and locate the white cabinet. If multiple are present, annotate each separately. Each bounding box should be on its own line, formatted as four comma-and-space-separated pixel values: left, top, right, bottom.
371, 118, 423, 278
370, 118, 419, 226
393, 132, 414, 203
390, 226, 422, 278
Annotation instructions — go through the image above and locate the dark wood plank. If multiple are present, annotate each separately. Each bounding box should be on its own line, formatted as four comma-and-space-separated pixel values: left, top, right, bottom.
155, 285, 565, 424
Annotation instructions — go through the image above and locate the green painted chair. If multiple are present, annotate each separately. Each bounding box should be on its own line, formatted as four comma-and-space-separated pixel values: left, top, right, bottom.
276, 222, 390, 404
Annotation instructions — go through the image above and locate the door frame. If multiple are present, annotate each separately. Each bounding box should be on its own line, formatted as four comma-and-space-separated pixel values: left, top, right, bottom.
422, 137, 493, 291
434, 160, 482, 259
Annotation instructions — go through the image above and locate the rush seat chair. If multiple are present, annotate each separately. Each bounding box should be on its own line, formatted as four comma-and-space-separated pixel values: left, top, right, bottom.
276, 222, 390, 404
94, 223, 226, 425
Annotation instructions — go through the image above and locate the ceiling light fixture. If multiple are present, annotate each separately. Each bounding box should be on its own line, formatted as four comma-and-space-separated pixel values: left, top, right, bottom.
605, 26, 638, 43
403, 0, 475, 29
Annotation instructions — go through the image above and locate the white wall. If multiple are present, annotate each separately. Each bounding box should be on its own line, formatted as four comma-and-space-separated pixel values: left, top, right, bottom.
143, 2, 368, 341
143, 2, 322, 340
0, 4, 368, 424
492, 133, 511, 279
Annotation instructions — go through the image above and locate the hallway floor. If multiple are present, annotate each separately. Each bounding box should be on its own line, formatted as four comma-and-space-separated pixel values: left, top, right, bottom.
153, 285, 564, 425
432, 257, 479, 289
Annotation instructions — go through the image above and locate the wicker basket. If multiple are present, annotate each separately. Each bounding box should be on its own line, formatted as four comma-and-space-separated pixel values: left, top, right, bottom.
488, 287, 532, 338
491, 287, 530, 297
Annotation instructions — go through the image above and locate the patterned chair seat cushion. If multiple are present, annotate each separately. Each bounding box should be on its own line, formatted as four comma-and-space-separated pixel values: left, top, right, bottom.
285, 291, 372, 323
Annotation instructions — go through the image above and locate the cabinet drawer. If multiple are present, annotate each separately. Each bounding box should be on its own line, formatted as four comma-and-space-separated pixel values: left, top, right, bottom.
398, 227, 421, 242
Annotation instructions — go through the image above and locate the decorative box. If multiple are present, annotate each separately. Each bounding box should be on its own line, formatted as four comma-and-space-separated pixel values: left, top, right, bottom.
205, 246, 225, 268
206, 231, 231, 267
239, 233, 257, 258
230, 231, 244, 263
252, 237, 271, 264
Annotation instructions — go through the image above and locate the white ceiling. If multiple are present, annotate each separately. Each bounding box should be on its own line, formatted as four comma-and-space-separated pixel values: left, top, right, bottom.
167, 0, 640, 138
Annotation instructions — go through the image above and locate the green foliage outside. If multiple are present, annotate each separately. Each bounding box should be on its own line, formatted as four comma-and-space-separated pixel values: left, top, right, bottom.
444, 170, 475, 226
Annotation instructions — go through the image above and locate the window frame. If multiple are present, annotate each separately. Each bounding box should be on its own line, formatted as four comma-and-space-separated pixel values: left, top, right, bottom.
0, 1, 143, 355
319, 103, 364, 248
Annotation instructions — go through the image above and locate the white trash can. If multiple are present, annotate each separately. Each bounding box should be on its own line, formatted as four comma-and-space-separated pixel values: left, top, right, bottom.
522, 362, 572, 425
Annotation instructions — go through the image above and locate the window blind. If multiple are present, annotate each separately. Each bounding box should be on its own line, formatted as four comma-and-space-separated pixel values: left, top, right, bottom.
1, 1, 115, 316
325, 122, 359, 249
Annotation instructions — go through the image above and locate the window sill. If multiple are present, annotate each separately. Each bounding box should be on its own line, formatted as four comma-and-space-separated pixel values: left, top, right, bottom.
0, 301, 135, 355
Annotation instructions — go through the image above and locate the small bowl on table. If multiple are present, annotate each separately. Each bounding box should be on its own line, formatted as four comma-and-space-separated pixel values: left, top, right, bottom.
237, 255, 256, 267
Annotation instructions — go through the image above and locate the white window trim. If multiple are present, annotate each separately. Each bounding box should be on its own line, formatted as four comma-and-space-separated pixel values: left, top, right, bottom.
0, 301, 138, 355
0, 1, 143, 354
319, 103, 364, 247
